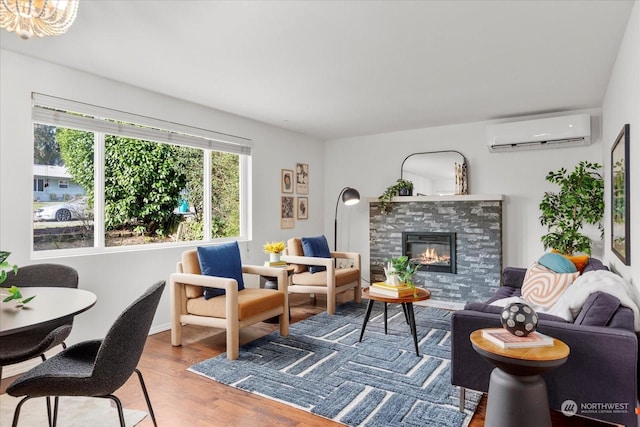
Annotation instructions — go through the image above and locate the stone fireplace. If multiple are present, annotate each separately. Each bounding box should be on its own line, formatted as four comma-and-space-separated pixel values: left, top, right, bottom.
369, 195, 503, 306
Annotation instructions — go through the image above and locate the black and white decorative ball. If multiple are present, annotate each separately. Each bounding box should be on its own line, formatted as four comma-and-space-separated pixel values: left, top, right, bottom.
501, 302, 538, 336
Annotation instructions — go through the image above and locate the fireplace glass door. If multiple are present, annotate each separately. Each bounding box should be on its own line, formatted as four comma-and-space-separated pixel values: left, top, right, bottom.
402, 232, 456, 274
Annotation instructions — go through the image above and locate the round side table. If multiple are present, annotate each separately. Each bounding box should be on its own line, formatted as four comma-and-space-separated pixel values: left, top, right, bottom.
470, 329, 570, 427
359, 287, 430, 356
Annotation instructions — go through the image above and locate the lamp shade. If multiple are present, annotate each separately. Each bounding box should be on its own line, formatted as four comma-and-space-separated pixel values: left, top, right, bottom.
341, 188, 360, 206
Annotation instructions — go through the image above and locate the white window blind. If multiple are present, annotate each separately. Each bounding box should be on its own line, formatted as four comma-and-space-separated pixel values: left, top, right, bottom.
32, 93, 252, 156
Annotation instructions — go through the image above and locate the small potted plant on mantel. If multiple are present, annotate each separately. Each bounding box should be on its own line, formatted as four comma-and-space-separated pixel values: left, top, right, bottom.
378, 179, 414, 214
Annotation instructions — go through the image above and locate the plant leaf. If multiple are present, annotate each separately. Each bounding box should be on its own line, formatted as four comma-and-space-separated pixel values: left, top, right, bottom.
22, 295, 36, 304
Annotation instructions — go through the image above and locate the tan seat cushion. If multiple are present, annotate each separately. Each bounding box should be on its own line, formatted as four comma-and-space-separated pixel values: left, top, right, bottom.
186, 288, 284, 320
291, 267, 360, 286
287, 237, 308, 273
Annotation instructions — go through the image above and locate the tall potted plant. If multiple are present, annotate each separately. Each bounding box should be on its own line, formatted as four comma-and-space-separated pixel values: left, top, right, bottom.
539, 161, 604, 255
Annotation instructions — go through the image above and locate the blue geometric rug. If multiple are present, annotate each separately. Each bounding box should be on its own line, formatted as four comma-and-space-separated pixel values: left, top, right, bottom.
189, 301, 481, 427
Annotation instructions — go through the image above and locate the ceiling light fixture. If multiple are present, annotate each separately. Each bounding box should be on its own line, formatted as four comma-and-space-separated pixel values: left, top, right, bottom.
0, 0, 79, 40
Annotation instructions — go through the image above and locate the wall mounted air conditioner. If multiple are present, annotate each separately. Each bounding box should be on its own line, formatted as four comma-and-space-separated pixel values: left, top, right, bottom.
487, 114, 591, 152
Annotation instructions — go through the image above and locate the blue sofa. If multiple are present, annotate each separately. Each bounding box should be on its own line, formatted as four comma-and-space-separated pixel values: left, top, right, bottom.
451, 258, 638, 426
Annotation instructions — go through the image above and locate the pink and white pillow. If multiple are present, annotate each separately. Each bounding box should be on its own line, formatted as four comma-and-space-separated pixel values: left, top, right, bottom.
521, 262, 580, 309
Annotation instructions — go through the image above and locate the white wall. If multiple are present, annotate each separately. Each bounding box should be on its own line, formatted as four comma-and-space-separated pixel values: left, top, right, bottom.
325, 110, 604, 282
0, 50, 325, 367
602, 0, 640, 288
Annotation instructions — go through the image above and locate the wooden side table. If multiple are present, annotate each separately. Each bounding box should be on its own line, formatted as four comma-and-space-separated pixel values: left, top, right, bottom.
359, 287, 430, 356
470, 329, 570, 427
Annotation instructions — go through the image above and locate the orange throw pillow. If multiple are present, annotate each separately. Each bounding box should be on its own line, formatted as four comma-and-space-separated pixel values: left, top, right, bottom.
564, 254, 590, 273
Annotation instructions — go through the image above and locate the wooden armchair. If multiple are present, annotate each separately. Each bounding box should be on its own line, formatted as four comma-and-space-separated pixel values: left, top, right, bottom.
281, 237, 361, 315
170, 248, 288, 360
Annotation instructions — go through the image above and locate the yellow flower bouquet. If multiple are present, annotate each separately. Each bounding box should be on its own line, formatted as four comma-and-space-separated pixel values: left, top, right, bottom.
263, 241, 286, 254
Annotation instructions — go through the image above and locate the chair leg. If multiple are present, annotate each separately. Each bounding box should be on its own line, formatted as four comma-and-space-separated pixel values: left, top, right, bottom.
46, 395, 53, 427
52, 396, 59, 427
11, 396, 34, 427
353, 283, 361, 303
103, 395, 126, 427
459, 386, 466, 412
135, 368, 158, 427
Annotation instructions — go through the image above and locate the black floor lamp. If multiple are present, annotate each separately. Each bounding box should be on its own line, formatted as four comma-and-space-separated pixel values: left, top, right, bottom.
334, 187, 360, 251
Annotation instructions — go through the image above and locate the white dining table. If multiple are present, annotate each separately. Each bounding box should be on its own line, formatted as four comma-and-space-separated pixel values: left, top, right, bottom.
0, 287, 97, 337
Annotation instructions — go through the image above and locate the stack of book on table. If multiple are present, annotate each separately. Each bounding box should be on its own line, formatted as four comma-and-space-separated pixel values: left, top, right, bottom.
481, 328, 554, 349
264, 260, 287, 267
369, 282, 416, 298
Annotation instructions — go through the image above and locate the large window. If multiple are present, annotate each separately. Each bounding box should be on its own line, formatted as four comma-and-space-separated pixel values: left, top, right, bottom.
32, 94, 251, 253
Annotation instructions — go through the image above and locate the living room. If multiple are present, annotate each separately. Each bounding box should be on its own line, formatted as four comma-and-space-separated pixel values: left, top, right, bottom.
0, 1, 638, 425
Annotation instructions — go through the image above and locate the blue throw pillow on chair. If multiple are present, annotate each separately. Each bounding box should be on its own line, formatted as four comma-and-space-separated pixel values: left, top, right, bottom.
197, 241, 245, 299
301, 235, 331, 274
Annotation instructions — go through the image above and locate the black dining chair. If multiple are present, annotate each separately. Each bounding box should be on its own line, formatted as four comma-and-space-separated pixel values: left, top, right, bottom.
0, 264, 80, 379
0, 263, 79, 426
6, 280, 165, 427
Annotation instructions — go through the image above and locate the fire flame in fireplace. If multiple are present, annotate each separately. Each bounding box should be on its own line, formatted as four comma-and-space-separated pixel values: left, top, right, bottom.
419, 248, 450, 265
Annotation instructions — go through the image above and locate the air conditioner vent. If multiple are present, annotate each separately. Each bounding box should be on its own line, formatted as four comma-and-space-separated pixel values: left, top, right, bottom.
487, 114, 591, 152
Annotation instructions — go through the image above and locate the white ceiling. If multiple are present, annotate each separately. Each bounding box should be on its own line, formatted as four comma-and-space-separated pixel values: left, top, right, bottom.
0, 0, 634, 140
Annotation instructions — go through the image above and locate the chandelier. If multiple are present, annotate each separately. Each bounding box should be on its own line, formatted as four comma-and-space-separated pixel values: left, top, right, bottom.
0, 0, 79, 40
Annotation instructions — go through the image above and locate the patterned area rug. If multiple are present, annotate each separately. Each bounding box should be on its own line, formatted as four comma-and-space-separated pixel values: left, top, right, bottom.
189, 301, 481, 427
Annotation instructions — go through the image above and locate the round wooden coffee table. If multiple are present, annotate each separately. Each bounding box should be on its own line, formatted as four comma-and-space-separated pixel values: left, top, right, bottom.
359, 287, 430, 356
470, 329, 570, 427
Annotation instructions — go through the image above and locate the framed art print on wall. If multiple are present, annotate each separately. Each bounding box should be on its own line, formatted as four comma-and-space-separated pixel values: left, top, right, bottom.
296, 163, 309, 194
611, 124, 630, 265
281, 196, 295, 229
281, 169, 293, 193
297, 197, 308, 219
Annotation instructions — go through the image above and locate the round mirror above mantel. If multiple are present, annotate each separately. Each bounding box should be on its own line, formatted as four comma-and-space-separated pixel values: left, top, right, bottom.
401, 150, 468, 196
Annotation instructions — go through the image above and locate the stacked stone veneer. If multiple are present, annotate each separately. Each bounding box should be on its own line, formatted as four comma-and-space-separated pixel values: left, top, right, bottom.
370, 199, 503, 304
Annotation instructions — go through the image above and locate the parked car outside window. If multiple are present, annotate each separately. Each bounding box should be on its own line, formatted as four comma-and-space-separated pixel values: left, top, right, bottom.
34, 197, 89, 222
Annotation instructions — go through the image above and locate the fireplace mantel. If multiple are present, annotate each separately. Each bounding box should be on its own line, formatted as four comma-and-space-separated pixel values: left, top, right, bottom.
366, 194, 503, 203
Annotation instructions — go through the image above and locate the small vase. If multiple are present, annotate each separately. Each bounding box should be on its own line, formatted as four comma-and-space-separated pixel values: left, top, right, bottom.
384, 268, 400, 285
270, 253, 281, 263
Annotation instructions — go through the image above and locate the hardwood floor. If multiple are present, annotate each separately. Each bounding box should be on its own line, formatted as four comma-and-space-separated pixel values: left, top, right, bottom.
1, 293, 615, 426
